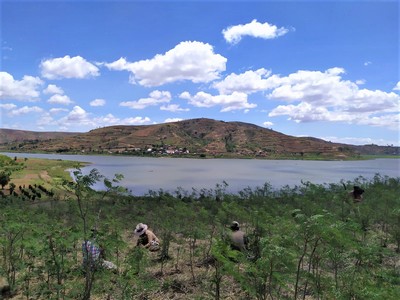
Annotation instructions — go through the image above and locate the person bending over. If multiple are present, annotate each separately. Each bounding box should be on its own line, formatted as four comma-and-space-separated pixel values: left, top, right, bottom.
134, 223, 160, 251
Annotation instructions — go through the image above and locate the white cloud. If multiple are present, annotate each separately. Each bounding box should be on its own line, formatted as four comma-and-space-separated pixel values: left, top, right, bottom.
119, 116, 151, 125
347, 89, 399, 113
355, 79, 365, 85
320, 136, 398, 146
120, 90, 171, 109
222, 19, 289, 44
269, 102, 333, 123
160, 104, 189, 112
59, 106, 90, 124
53, 106, 151, 130
94, 114, 120, 124
49, 108, 68, 114
265, 68, 400, 129
90, 98, 106, 107
0, 72, 43, 101
48, 94, 73, 105
2, 46, 12, 51
104, 57, 129, 71
0, 103, 17, 110
356, 113, 399, 129
180, 91, 257, 112
8, 105, 43, 117
266, 67, 351, 104
364, 61, 372, 66
263, 121, 274, 127
43, 84, 64, 95
37, 113, 55, 127
40, 55, 100, 79
106, 41, 227, 87
393, 81, 400, 91
165, 118, 184, 123
212, 68, 272, 94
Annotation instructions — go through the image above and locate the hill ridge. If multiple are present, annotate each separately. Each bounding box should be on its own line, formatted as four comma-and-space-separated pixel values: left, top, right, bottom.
1, 118, 398, 158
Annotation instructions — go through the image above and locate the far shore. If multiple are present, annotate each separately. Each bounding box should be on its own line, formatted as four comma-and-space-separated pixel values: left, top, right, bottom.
2, 150, 399, 161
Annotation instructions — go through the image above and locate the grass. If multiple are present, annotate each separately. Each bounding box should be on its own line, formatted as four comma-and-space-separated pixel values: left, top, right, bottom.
1, 155, 399, 299
360, 154, 400, 159
7, 157, 87, 189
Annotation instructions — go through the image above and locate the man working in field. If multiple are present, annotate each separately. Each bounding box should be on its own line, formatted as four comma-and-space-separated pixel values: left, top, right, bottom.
82, 228, 117, 272
348, 186, 364, 203
134, 223, 160, 251
229, 221, 249, 253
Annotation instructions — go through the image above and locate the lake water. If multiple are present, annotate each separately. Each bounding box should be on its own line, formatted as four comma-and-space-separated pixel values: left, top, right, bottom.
2, 153, 399, 195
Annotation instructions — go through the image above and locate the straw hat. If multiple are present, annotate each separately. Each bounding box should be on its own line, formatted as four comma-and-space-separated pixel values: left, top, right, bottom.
134, 223, 148, 236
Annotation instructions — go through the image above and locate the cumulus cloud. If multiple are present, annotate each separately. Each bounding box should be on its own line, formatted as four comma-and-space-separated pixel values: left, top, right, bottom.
90, 98, 106, 106
212, 68, 272, 94
40, 55, 100, 79
269, 102, 333, 123
52, 106, 151, 130
266, 68, 400, 129
355, 79, 365, 85
393, 81, 400, 91
58, 106, 90, 124
120, 90, 171, 109
165, 118, 184, 123
0, 103, 17, 110
104, 57, 129, 71
180, 91, 257, 112
49, 108, 68, 114
263, 121, 274, 127
48, 94, 73, 105
8, 105, 43, 117
160, 104, 189, 112
320, 136, 398, 146
356, 113, 399, 129
118, 116, 151, 125
222, 19, 289, 44
0, 72, 43, 101
105, 41, 227, 87
43, 84, 64, 95
36, 112, 55, 127
265, 67, 350, 104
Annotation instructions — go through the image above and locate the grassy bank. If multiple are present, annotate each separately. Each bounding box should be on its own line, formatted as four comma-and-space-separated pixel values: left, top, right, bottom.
0, 155, 87, 195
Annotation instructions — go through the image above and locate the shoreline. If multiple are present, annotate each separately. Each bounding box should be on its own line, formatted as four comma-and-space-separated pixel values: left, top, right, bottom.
2, 150, 399, 161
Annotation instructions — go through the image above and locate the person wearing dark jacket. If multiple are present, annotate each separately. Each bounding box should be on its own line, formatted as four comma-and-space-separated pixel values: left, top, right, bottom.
349, 186, 364, 203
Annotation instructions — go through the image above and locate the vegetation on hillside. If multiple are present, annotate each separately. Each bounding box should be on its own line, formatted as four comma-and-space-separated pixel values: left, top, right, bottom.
4, 118, 398, 160
0, 156, 86, 199
1, 155, 399, 299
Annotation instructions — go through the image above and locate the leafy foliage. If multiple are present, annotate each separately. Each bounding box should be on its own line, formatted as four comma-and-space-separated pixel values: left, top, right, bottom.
0, 171, 399, 299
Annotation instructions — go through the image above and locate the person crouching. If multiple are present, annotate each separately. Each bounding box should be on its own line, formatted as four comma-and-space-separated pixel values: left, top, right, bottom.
229, 221, 249, 253
134, 223, 160, 252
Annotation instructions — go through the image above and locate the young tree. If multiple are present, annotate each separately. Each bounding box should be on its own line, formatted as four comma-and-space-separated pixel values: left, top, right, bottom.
0, 172, 10, 189
62, 167, 125, 300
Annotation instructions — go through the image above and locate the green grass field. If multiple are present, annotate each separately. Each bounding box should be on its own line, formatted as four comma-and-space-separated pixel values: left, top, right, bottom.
1, 155, 87, 191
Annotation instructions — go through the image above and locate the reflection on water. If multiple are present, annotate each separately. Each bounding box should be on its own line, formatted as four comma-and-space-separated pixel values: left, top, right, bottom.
2, 153, 399, 195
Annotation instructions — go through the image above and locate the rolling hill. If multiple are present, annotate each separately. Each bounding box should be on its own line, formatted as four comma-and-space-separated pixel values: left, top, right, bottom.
0, 118, 398, 159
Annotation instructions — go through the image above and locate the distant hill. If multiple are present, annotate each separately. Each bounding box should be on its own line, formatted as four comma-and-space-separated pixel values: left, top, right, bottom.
0, 118, 398, 159
0, 128, 79, 144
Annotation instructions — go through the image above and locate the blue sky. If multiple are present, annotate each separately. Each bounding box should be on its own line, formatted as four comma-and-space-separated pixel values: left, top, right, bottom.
1, 0, 399, 146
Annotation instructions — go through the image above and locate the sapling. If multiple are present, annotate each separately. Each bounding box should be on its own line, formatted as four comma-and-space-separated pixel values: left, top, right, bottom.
0, 208, 28, 293
62, 167, 124, 300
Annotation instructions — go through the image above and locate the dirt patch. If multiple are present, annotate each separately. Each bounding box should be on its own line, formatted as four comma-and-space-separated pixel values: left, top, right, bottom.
10, 170, 51, 188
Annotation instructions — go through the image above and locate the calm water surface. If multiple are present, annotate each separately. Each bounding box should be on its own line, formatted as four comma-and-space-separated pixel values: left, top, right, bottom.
2, 153, 399, 195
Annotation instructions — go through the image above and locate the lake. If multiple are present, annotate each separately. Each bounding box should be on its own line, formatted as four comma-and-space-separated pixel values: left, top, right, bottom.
2, 153, 399, 195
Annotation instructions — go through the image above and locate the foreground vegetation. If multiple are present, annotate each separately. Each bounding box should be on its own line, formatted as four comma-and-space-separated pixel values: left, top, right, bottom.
0, 156, 400, 299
